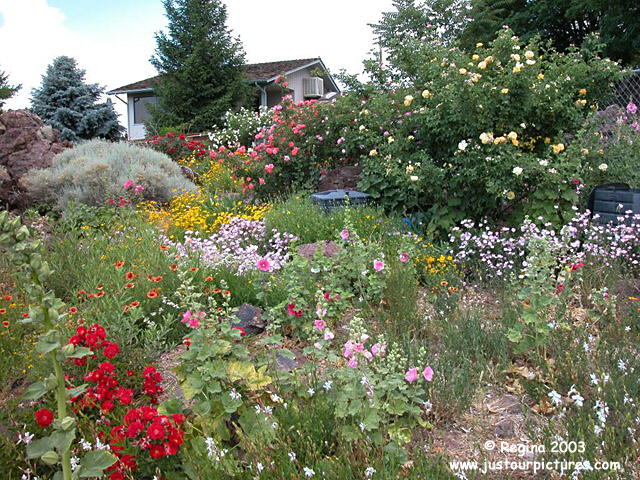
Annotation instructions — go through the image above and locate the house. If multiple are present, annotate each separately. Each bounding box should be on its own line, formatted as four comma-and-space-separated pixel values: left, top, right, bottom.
107, 57, 340, 140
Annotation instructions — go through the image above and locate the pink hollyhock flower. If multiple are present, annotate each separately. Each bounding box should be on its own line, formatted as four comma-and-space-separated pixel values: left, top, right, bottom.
348, 357, 358, 368
405, 368, 419, 383
343, 340, 355, 358
373, 260, 385, 271
399, 253, 410, 263
314, 319, 327, 331
422, 366, 434, 382
291, 147, 299, 156
287, 303, 303, 317
323, 330, 334, 340
627, 102, 638, 115
362, 350, 373, 360
371, 343, 383, 356
134, 185, 145, 195
259, 177, 265, 185
256, 258, 271, 272
340, 229, 350, 240
123, 180, 134, 190
354, 342, 365, 352
265, 164, 274, 174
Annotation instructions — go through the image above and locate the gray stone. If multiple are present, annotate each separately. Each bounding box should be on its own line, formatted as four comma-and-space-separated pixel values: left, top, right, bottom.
494, 419, 515, 439
231, 303, 265, 336
297, 241, 341, 260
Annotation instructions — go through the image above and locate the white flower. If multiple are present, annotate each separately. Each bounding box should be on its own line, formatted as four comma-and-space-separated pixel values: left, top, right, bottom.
303, 466, 315, 477
365, 466, 377, 477
270, 393, 282, 403
512, 166, 523, 176
409, 175, 419, 182
548, 390, 562, 406
229, 389, 241, 400
369, 149, 378, 156
307, 388, 315, 396
323, 380, 333, 391
359, 422, 366, 431
525, 50, 535, 59
572, 394, 584, 408
598, 163, 608, 171
458, 140, 468, 150
359, 125, 366, 132
539, 159, 549, 167
257, 462, 264, 472
17, 431, 34, 444
288, 451, 297, 462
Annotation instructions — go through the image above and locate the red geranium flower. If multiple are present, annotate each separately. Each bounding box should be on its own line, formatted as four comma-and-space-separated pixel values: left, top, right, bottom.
103, 342, 120, 359
149, 443, 165, 458
35, 408, 54, 427
147, 422, 165, 440
233, 326, 246, 337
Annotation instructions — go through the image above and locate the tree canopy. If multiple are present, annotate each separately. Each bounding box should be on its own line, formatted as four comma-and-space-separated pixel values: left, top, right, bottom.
0, 68, 21, 112
30, 56, 123, 142
149, 0, 251, 133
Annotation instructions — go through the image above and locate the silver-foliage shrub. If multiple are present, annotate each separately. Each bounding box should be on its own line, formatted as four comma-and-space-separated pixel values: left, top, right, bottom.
22, 139, 196, 211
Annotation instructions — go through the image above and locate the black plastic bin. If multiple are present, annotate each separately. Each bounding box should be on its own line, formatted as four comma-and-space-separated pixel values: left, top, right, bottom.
310, 189, 371, 212
588, 183, 640, 224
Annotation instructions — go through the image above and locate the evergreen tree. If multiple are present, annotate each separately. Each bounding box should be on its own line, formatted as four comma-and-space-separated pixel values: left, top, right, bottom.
30, 56, 123, 142
0, 68, 21, 112
150, 0, 251, 133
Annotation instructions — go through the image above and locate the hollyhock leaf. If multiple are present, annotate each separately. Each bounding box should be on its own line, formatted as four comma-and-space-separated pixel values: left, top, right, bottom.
36, 330, 61, 354
50, 428, 76, 455
22, 381, 50, 401
26, 436, 54, 459
65, 347, 94, 359
77, 450, 118, 477
65, 384, 88, 399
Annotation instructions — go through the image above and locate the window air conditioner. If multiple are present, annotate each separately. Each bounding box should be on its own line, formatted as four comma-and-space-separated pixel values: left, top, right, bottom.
303, 77, 324, 98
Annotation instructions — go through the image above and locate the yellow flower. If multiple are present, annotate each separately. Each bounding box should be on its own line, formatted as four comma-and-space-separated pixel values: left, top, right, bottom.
476, 42, 483, 48
500, 88, 509, 94
479, 132, 494, 144
507, 132, 518, 140
537, 73, 544, 80
513, 64, 522, 73
472, 54, 480, 61
579, 88, 587, 95
459, 68, 467, 75
524, 50, 534, 59
552, 143, 565, 154
576, 99, 587, 106
506, 191, 516, 200
403, 95, 414, 106
369, 149, 378, 156
544, 137, 551, 144
478, 61, 487, 70
421, 90, 431, 98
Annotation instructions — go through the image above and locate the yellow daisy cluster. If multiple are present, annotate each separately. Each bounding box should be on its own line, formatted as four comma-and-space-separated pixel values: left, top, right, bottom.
140, 190, 270, 234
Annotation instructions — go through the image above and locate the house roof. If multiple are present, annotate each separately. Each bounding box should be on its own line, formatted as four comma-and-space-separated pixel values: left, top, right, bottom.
108, 58, 330, 94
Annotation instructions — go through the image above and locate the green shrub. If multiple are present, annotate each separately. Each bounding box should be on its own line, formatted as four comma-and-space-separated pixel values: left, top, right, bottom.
22, 139, 196, 212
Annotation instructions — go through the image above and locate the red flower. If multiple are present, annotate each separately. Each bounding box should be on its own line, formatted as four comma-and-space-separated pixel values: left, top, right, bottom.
0, 308, 6, 315
233, 326, 246, 337
2, 320, 9, 328
204, 276, 213, 282
287, 303, 303, 317
126, 420, 144, 438
69, 306, 78, 314
130, 301, 140, 308
147, 290, 159, 299
149, 443, 165, 458
103, 342, 120, 359
147, 422, 166, 440
35, 408, 54, 427
125, 272, 136, 281
127, 369, 135, 376
114, 261, 125, 268
169, 264, 178, 271
3, 295, 12, 301
124, 283, 135, 289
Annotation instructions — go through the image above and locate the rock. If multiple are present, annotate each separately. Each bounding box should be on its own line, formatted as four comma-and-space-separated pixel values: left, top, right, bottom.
275, 350, 307, 371
231, 303, 265, 336
297, 241, 341, 260
318, 164, 362, 192
180, 165, 197, 182
487, 395, 521, 415
494, 418, 516, 439
0, 110, 72, 209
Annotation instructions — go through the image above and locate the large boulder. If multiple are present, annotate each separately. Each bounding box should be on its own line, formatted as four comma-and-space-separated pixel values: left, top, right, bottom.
0, 110, 72, 209
317, 164, 362, 192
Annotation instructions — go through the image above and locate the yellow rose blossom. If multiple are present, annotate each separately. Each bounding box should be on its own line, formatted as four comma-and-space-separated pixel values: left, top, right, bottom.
476, 42, 483, 48
459, 68, 467, 74
421, 89, 431, 98
479, 132, 494, 144
403, 95, 414, 106
369, 149, 378, 156
544, 137, 551, 144
472, 54, 480, 61
493, 136, 507, 145
507, 132, 518, 140
576, 99, 587, 106
537, 73, 545, 80
525, 50, 534, 59
501, 88, 509, 94
507, 191, 516, 200
552, 143, 565, 154
579, 88, 587, 95
478, 61, 487, 69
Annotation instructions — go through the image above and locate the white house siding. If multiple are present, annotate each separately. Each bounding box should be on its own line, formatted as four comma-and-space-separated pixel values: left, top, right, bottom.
287, 67, 319, 103
127, 93, 153, 140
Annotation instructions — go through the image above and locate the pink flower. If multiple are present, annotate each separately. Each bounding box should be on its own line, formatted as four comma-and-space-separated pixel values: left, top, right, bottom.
405, 368, 419, 383
256, 258, 271, 272
291, 147, 299, 156
340, 229, 349, 240
354, 342, 364, 352
627, 102, 637, 115
314, 319, 327, 331
283, 155, 291, 162
373, 260, 385, 272
123, 180, 134, 190
422, 366, 434, 382
134, 184, 145, 195
265, 164, 274, 174
347, 357, 358, 368
181, 310, 200, 329
399, 253, 410, 263
371, 343, 386, 357
323, 330, 334, 340
362, 350, 373, 360
287, 303, 303, 317
258, 177, 265, 185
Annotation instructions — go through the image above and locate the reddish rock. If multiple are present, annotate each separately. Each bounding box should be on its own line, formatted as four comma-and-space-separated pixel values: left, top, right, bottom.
0, 110, 71, 209
297, 241, 341, 260
317, 164, 362, 192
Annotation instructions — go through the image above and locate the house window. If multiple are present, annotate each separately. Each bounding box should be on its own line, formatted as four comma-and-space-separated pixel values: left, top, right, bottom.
132, 95, 158, 124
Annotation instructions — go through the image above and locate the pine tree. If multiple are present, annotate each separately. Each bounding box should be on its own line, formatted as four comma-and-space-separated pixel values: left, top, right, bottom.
0, 68, 21, 112
30, 56, 123, 142
150, 0, 251, 133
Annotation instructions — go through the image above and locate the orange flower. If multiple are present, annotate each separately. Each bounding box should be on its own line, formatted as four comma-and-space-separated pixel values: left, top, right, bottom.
160, 245, 169, 250
169, 264, 178, 271
213, 288, 222, 294
114, 261, 125, 269
3, 295, 12, 301
223, 290, 231, 296
95, 291, 105, 298
629, 296, 639, 301
123, 305, 131, 313
130, 301, 140, 308
146, 290, 159, 299
69, 307, 78, 314
204, 276, 213, 282
190, 267, 199, 272
124, 283, 135, 289
2, 320, 8, 328
125, 272, 136, 281
0, 308, 6, 315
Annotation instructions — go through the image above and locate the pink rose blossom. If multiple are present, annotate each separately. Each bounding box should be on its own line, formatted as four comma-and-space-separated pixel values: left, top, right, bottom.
373, 260, 385, 272
264, 164, 274, 174
405, 368, 419, 383
259, 177, 265, 185
340, 229, 350, 240
134, 184, 145, 195
422, 366, 434, 382
399, 253, 410, 263
123, 180, 134, 190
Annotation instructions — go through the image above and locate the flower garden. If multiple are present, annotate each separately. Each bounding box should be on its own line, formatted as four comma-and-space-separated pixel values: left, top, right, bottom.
1, 30, 640, 479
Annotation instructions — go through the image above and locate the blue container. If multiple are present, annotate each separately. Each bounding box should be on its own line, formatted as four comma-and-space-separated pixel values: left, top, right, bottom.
588, 184, 640, 224
310, 189, 371, 212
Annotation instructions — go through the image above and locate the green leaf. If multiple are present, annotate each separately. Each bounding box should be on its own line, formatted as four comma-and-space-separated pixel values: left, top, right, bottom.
22, 381, 50, 401
66, 384, 87, 399
66, 347, 94, 359
77, 450, 118, 477
221, 391, 243, 414
26, 436, 54, 459
36, 330, 61, 354
50, 428, 76, 454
